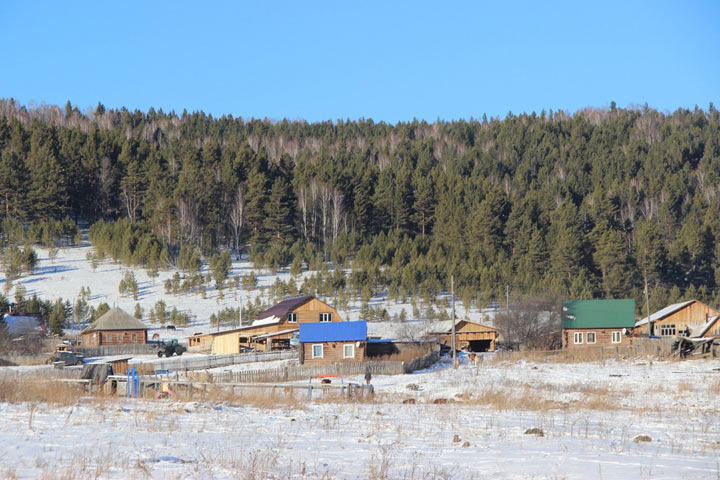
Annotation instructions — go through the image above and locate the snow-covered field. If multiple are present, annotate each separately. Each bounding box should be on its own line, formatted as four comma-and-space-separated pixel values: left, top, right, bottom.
1, 356, 720, 479
4, 243, 492, 342
3, 244, 720, 478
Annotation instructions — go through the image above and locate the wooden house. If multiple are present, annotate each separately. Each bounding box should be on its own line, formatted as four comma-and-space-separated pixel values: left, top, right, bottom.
81, 308, 148, 347
562, 299, 635, 348
634, 300, 720, 338
428, 319, 498, 352
299, 321, 367, 365
188, 296, 342, 354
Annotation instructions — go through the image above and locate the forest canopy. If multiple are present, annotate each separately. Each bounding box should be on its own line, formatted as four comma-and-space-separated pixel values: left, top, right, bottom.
1, 99, 720, 314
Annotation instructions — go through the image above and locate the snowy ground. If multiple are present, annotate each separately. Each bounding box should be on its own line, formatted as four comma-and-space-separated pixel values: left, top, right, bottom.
2, 356, 720, 479
4, 243, 494, 344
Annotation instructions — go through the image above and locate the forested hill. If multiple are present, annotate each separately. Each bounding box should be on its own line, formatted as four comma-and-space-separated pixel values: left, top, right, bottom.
1, 99, 720, 311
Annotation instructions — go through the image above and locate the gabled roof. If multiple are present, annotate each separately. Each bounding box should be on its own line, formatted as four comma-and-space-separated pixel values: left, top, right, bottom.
694, 315, 720, 338
299, 321, 367, 343
562, 299, 635, 329
82, 308, 148, 333
635, 300, 696, 327
255, 295, 315, 322
428, 319, 497, 334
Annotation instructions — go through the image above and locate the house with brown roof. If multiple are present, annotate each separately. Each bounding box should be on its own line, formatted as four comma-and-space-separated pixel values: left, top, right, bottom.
187, 295, 342, 354
81, 308, 148, 347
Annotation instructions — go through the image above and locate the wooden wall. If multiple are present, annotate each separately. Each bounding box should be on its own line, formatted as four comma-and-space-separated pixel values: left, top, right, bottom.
291, 298, 342, 323
636, 301, 720, 336
562, 328, 625, 348
301, 341, 366, 365
82, 329, 146, 346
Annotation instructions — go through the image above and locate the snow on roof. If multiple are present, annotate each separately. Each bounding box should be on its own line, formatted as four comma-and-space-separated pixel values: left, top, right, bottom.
635, 300, 695, 327
252, 316, 281, 327
693, 315, 720, 338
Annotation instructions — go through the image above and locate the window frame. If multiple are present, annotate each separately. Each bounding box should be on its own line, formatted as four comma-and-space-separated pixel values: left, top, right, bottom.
287, 313, 297, 323
312, 344, 324, 358
611, 331, 621, 344
319, 312, 333, 322
660, 324, 676, 336
586, 332, 596, 344
573, 332, 583, 344
343, 343, 355, 359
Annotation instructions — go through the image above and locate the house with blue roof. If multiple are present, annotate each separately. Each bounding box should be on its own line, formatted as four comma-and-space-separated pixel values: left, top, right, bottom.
299, 321, 367, 364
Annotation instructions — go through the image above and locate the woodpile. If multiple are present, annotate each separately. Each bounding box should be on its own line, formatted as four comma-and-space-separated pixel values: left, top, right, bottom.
671, 336, 716, 359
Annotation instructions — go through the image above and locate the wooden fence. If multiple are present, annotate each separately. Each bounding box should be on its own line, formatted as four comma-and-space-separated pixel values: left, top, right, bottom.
207, 350, 441, 383
76, 344, 158, 357
144, 350, 297, 373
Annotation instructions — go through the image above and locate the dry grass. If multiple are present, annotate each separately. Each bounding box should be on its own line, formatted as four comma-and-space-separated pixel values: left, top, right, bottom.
183, 384, 308, 409
0, 375, 86, 406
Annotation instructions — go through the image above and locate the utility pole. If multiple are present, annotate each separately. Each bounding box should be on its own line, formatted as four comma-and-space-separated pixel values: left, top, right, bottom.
451, 275, 457, 368
644, 277, 651, 336
506, 285, 509, 313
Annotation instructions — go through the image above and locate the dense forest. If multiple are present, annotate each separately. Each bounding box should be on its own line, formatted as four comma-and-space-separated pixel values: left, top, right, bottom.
1, 98, 720, 315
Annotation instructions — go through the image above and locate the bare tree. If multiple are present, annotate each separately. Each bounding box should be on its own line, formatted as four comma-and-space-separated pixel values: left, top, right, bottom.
494, 295, 562, 350
177, 196, 199, 246
319, 183, 332, 248
228, 182, 245, 252
331, 188, 344, 243
309, 180, 320, 241
298, 184, 308, 241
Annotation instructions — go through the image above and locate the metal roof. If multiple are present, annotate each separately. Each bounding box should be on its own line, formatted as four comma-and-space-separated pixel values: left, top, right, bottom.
428, 319, 497, 334
81, 308, 148, 333
256, 295, 315, 321
562, 299, 635, 329
299, 321, 367, 343
635, 300, 696, 327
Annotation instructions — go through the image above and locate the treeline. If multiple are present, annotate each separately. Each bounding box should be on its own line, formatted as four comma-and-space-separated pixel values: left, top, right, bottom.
2, 99, 720, 313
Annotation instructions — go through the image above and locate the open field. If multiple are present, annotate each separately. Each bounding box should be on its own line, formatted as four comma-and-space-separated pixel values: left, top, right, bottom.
2, 355, 719, 479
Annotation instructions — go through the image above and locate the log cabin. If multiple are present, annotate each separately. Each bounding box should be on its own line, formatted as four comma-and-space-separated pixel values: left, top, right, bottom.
81, 308, 148, 347
428, 319, 498, 352
562, 299, 635, 349
299, 321, 367, 365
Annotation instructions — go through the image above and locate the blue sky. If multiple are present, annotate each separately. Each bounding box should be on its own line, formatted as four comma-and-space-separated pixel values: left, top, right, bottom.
1, 1, 718, 123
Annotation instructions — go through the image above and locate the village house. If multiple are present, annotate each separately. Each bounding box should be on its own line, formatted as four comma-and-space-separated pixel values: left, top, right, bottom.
81, 308, 148, 347
427, 319, 498, 352
188, 295, 342, 354
561, 299, 635, 348
633, 299, 720, 338
299, 321, 367, 365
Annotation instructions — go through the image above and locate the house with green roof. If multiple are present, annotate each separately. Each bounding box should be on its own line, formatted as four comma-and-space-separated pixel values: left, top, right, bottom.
561, 299, 635, 348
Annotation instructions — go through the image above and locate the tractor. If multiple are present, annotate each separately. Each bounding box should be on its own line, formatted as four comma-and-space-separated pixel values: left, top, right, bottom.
156, 339, 186, 357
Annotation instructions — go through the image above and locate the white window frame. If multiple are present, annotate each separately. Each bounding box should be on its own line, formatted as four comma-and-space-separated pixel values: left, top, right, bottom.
586, 332, 596, 344
573, 332, 583, 344
343, 343, 355, 359
319, 313, 332, 322
611, 331, 621, 344
287, 313, 297, 323
312, 344, 323, 358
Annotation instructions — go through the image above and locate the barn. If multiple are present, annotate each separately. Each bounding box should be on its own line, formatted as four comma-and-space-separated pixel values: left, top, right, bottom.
562, 299, 635, 348
81, 308, 148, 347
634, 300, 720, 338
299, 321, 367, 365
428, 319, 498, 352
188, 295, 342, 354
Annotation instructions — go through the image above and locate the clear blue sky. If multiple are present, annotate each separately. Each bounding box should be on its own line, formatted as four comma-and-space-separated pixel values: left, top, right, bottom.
1, 1, 718, 123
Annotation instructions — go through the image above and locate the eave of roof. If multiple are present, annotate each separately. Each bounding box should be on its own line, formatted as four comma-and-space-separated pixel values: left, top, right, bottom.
635, 300, 696, 327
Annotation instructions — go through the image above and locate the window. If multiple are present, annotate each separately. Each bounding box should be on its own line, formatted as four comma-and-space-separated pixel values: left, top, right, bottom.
611, 331, 621, 344
319, 313, 332, 322
312, 344, 323, 358
660, 324, 676, 336
573, 332, 583, 344
288, 313, 297, 323
586, 332, 596, 344
343, 344, 355, 359
107, 334, 113, 342
132, 334, 137, 341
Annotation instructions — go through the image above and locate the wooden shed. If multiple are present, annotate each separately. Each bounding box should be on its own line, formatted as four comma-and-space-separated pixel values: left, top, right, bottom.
634, 300, 720, 338
428, 319, 498, 352
562, 299, 635, 349
299, 321, 367, 365
81, 308, 148, 347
